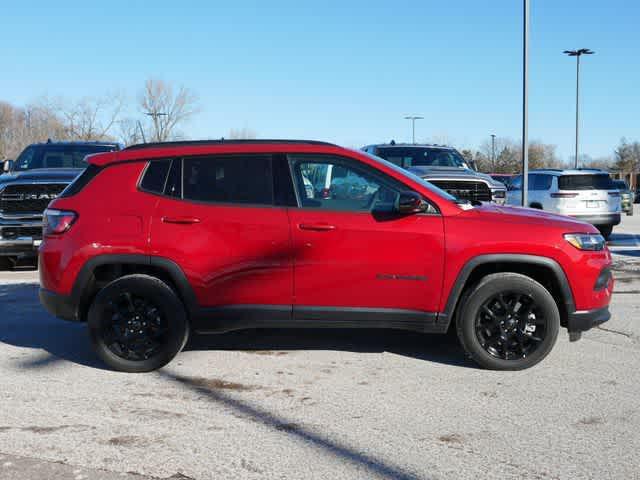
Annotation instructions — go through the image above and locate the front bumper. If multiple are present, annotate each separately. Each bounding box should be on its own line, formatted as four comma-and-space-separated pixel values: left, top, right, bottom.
39, 288, 79, 322
566, 306, 610, 341
569, 213, 621, 226
0, 216, 43, 256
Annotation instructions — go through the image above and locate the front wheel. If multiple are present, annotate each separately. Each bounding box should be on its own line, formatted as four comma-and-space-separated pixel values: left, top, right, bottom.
88, 274, 189, 373
456, 273, 560, 370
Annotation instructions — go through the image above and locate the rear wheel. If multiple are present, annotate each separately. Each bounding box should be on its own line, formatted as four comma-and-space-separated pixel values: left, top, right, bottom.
0, 257, 13, 271
88, 274, 189, 373
597, 225, 613, 240
456, 273, 560, 370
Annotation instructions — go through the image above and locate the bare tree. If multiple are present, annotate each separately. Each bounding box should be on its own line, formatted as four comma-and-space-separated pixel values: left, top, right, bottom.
117, 118, 145, 146
227, 127, 257, 140
139, 78, 200, 142
0, 100, 68, 159
34, 94, 124, 141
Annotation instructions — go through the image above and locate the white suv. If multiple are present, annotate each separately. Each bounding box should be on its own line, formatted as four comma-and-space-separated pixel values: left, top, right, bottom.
506, 169, 621, 239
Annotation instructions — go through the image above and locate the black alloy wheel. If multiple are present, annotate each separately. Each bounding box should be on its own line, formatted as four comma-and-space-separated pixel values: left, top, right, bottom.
475, 292, 546, 361
456, 273, 560, 370
88, 274, 189, 373
102, 292, 168, 361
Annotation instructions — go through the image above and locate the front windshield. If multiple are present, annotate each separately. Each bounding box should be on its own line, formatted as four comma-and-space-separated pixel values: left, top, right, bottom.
361, 151, 460, 203
374, 147, 470, 169
13, 144, 117, 171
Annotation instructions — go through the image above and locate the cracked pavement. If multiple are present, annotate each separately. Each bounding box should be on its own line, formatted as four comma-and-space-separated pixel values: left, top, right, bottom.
0, 216, 639, 479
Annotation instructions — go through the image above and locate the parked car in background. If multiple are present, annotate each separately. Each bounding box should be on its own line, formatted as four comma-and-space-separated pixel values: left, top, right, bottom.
0, 140, 121, 269
489, 173, 515, 189
506, 169, 621, 239
362, 143, 507, 204
610, 179, 633, 216
40, 139, 611, 373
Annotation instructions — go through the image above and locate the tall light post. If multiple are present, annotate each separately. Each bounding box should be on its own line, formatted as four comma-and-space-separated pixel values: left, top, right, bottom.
490, 134, 496, 166
521, 0, 530, 207
404, 115, 424, 144
563, 48, 594, 169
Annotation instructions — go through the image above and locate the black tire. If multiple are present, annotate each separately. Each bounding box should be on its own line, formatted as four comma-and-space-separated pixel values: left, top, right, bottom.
88, 274, 189, 373
597, 225, 613, 240
456, 273, 560, 370
0, 257, 13, 271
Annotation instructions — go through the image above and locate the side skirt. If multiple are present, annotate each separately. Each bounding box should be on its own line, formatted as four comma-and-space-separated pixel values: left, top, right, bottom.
192, 305, 445, 335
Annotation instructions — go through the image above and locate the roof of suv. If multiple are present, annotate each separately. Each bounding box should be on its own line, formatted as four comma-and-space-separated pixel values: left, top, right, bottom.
527, 168, 609, 176
30, 140, 122, 148
88, 139, 345, 167
365, 143, 455, 150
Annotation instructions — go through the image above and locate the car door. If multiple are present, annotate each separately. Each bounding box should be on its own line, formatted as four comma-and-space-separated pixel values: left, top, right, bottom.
506, 174, 522, 205
148, 154, 293, 313
286, 153, 445, 322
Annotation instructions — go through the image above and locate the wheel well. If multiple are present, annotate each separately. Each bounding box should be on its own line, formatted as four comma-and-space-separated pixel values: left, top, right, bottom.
78, 263, 185, 322
454, 262, 568, 327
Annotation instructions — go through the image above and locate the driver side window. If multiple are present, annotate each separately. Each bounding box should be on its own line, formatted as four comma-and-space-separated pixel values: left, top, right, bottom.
289, 155, 400, 212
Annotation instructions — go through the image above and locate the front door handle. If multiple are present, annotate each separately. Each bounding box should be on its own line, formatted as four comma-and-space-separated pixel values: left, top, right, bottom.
298, 223, 336, 231
161, 216, 201, 225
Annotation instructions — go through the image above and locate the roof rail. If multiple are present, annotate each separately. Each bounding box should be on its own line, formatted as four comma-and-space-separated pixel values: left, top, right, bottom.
124, 139, 337, 151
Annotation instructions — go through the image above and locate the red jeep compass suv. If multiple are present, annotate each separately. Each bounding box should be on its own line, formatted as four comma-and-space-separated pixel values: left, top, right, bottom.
39, 140, 613, 372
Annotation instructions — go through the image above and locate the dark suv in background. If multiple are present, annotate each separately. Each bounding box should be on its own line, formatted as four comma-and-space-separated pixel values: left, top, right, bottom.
362, 142, 507, 204
0, 140, 121, 269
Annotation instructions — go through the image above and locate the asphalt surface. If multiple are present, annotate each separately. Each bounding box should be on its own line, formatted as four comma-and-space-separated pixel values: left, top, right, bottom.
1, 216, 639, 479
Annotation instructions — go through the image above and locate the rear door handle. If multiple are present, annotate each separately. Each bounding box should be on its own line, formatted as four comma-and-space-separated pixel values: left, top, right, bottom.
298, 223, 336, 231
161, 216, 201, 225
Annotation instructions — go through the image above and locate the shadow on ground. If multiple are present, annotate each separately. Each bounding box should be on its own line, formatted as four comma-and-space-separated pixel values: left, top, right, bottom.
0, 282, 472, 371
159, 369, 429, 480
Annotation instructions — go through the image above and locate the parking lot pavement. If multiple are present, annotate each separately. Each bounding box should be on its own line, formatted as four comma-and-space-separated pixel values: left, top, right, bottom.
0, 217, 639, 480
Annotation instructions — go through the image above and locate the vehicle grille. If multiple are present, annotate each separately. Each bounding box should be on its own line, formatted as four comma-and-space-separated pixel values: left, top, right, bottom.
1, 226, 42, 240
429, 180, 492, 202
0, 184, 67, 214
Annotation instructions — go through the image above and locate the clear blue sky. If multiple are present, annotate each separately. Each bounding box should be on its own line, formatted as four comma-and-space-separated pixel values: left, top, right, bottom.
1, 1, 638, 160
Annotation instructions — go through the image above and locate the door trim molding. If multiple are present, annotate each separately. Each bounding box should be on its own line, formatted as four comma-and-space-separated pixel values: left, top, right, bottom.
192, 305, 443, 334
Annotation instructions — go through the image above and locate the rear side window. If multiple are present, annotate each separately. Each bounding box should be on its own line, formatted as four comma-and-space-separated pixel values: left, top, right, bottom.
140, 159, 171, 194
532, 174, 552, 191
183, 155, 274, 205
559, 174, 612, 190
59, 164, 103, 198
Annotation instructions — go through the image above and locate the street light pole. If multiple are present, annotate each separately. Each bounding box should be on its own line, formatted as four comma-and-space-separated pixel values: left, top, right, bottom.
490, 134, 496, 166
522, 0, 529, 207
563, 49, 594, 169
404, 115, 424, 144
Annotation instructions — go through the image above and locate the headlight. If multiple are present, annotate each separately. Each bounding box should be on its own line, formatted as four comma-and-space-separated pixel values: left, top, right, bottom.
492, 190, 506, 199
564, 233, 606, 251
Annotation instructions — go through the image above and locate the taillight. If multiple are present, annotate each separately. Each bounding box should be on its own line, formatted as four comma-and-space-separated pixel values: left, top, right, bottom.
321, 188, 331, 199
43, 209, 77, 235
550, 192, 578, 198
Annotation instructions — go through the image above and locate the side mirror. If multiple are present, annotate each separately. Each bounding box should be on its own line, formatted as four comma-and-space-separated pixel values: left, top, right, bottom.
3, 160, 13, 173
396, 191, 427, 214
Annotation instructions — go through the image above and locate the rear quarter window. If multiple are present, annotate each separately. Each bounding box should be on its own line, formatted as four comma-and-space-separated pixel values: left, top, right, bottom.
139, 159, 172, 194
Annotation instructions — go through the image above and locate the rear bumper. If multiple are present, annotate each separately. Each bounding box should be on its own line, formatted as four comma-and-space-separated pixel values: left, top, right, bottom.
567, 306, 610, 333
568, 213, 621, 226
39, 288, 79, 322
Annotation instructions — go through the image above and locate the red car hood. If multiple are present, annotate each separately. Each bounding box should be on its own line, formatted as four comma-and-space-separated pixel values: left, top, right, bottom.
467, 203, 598, 232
